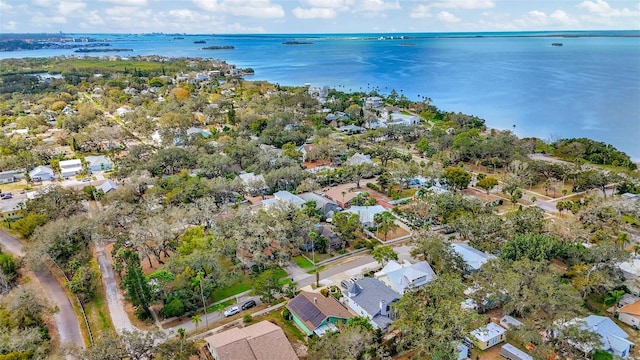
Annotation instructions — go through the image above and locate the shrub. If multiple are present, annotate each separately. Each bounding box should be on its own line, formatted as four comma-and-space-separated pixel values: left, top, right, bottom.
282, 308, 291, 320
367, 182, 381, 192
243, 314, 253, 324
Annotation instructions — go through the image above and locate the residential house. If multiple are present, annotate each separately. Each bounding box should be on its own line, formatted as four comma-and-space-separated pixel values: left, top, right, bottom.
345, 153, 374, 166
298, 192, 342, 217
344, 278, 400, 330
297, 144, 312, 162
375, 260, 436, 294
617, 300, 640, 329
59, 159, 83, 178
451, 243, 496, 273
186, 127, 212, 138
203, 320, 298, 360
499, 315, 523, 330
387, 111, 420, 126
573, 315, 634, 358
364, 96, 383, 109
239, 172, 268, 196
29, 165, 54, 181
344, 205, 387, 227
262, 191, 306, 209
338, 125, 365, 134
470, 322, 506, 350
0, 170, 19, 184
311, 223, 344, 250
85, 155, 114, 173
618, 258, 640, 296
98, 179, 119, 194
500, 343, 533, 360
286, 291, 352, 336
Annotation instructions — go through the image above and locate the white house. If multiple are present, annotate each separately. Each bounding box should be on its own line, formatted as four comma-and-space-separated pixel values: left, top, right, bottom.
85, 155, 113, 173
0, 170, 19, 184
451, 243, 496, 273
59, 159, 83, 177
262, 190, 306, 209
345, 153, 374, 166
344, 278, 400, 330
29, 165, 54, 181
344, 205, 387, 226
364, 96, 383, 109
387, 111, 420, 126
375, 260, 436, 294
470, 322, 506, 350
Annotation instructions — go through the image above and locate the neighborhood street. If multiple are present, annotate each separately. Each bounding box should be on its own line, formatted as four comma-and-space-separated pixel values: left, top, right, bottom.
0, 229, 85, 350
96, 241, 136, 334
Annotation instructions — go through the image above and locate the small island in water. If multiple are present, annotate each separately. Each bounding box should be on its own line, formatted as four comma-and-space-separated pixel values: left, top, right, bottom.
194, 40, 206, 44
551, 42, 563, 46
282, 41, 313, 45
201, 45, 235, 50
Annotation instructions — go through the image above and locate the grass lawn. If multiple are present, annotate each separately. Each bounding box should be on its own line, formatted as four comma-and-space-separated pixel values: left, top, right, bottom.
206, 299, 234, 313
212, 267, 288, 303
293, 255, 314, 268
84, 261, 114, 335
253, 309, 306, 342
212, 275, 253, 302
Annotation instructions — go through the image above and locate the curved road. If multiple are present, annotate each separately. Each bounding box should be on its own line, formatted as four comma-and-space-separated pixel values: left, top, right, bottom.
0, 230, 85, 349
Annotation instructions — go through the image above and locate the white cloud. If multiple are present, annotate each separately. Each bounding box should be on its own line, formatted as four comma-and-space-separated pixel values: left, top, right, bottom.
100, 0, 147, 5
87, 10, 104, 25
578, 0, 639, 17
292, 7, 337, 19
31, 14, 67, 25
31, 0, 55, 7
410, 4, 432, 18
2, 20, 16, 30
429, 0, 495, 10
526, 10, 548, 26
105, 6, 139, 16
58, 1, 86, 14
304, 0, 349, 9
438, 10, 460, 23
549, 10, 577, 26
0, 1, 12, 11
359, 0, 401, 12
224, 22, 266, 33
193, 0, 285, 18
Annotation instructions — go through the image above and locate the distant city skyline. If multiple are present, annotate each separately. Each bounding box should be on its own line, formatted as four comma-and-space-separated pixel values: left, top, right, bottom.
1, 0, 639, 34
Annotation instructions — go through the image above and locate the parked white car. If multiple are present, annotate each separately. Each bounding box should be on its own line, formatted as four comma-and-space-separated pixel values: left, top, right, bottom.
224, 306, 240, 317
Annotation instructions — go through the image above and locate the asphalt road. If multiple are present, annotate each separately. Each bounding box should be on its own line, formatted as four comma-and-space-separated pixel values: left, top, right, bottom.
0, 229, 85, 349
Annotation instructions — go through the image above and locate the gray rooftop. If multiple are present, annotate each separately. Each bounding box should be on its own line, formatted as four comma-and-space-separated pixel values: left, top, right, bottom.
346, 278, 400, 318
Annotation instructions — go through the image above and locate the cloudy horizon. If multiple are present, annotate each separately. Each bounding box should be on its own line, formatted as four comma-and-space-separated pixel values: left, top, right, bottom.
1, 0, 639, 34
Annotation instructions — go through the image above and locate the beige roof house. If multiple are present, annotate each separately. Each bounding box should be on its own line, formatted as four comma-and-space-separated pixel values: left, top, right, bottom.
204, 320, 298, 360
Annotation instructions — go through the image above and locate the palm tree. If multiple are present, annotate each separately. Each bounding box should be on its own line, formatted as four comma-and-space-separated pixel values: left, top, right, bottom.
177, 327, 186, 353
192, 314, 202, 331
374, 211, 399, 241
604, 289, 626, 307
634, 244, 640, 257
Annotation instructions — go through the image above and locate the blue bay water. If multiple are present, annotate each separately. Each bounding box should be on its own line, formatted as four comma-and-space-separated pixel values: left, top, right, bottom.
2, 32, 639, 159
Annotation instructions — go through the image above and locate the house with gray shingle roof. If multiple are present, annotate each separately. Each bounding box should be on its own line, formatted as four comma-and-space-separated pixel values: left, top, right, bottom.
451, 242, 496, 273
344, 277, 400, 330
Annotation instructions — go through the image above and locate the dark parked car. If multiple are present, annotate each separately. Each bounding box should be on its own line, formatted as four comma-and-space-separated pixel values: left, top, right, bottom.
242, 299, 257, 310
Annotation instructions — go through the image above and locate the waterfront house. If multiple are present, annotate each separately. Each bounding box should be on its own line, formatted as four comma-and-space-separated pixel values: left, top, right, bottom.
344, 278, 400, 330
203, 320, 298, 360
470, 322, 506, 350
286, 291, 352, 336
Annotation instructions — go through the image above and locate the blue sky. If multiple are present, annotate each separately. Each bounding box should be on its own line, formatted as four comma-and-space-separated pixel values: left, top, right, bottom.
1, 0, 639, 34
